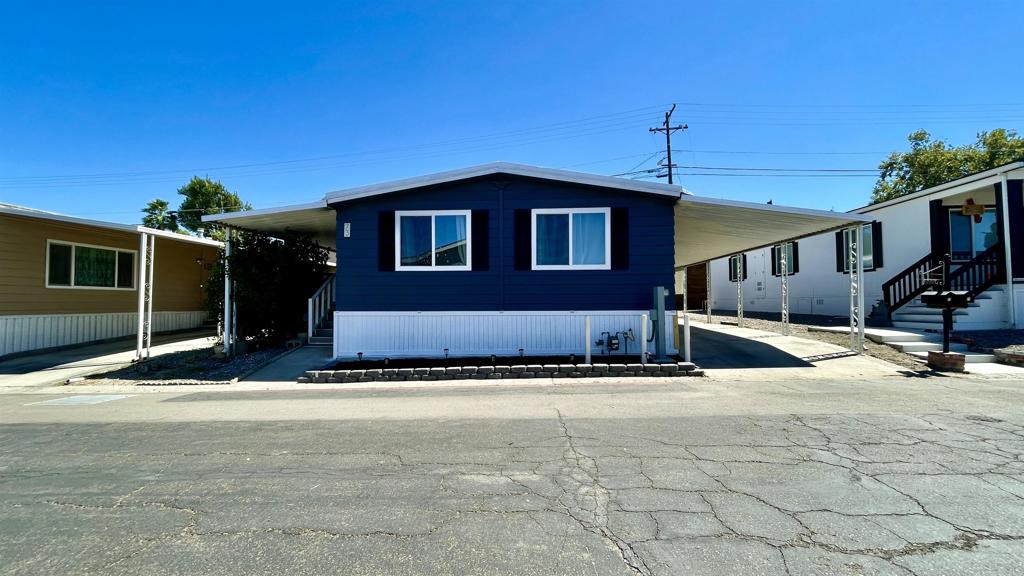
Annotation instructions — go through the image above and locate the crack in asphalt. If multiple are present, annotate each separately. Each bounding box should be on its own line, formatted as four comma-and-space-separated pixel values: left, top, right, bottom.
8, 410, 1024, 575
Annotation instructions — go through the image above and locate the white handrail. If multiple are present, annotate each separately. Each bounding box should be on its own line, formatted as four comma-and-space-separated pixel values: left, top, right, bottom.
307, 274, 336, 340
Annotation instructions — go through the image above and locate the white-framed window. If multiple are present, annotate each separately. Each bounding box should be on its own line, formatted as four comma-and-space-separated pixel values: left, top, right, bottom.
46, 240, 136, 290
842, 224, 875, 272
727, 254, 746, 282
772, 242, 797, 276
948, 207, 998, 262
394, 210, 472, 271
531, 207, 611, 270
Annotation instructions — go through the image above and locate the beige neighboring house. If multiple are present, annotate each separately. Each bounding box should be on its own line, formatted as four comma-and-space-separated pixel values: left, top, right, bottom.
0, 202, 222, 359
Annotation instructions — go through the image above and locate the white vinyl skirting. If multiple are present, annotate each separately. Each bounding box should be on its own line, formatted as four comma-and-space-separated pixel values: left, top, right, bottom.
333, 310, 677, 359
0, 311, 208, 358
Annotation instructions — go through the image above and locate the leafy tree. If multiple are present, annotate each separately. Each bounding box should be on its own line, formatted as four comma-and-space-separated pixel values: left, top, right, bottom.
872, 129, 1024, 203
205, 231, 330, 346
141, 198, 181, 231
176, 176, 250, 236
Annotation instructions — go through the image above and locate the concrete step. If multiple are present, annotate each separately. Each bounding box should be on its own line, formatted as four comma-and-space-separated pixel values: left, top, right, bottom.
308, 336, 332, 347
907, 350, 998, 363
314, 329, 332, 338
891, 314, 959, 323
891, 321, 944, 332
890, 341, 969, 353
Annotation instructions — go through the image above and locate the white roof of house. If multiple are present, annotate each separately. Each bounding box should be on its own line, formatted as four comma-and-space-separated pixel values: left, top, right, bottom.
853, 160, 1024, 214
322, 162, 688, 203
0, 202, 223, 248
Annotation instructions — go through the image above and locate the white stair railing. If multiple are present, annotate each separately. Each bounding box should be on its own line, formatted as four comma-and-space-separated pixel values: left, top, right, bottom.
307, 274, 336, 340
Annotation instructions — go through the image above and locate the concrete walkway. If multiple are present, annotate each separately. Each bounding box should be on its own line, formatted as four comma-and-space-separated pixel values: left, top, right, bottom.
0, 330, 218, 389
242, 346, 333, 382
687, 320, 907, 380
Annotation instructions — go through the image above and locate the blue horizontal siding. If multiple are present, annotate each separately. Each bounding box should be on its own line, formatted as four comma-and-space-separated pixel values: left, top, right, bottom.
333, 175, 677, 311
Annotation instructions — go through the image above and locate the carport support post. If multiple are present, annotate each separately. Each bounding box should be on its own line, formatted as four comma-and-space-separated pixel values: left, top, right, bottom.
780, 243, 789, 335
223, 229, 233, 357
134, 233, 149, 361
145, 235, 156, 358
735, 255, 744, 328
681, 266, 688, 312
848, 226, 865, 353
706, 268, 712, 323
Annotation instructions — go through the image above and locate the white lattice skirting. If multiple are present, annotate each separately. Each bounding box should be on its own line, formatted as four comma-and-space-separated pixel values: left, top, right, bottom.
0, 311, 209, 357
333, 310, 677, 359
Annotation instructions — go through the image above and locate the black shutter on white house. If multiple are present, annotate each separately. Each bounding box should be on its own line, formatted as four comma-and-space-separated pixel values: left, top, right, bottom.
791, 241, 800, 273
834, 231, 844, 273
471, 210, 489, 271
513, 209, 531, 270
871, 221, 883, 269
742, 253, 748, 280
378, 211, 395, 271
610, 208, 629, 270
770, 246, 778, 277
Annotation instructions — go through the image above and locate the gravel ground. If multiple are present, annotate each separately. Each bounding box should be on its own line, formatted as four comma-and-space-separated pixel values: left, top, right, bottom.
951, 329, 1024, 354
83, 345, 286, 385
699, 312, 926, 370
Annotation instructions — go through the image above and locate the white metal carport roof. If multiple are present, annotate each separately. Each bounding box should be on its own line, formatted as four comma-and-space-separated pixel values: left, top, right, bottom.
201, 200, 337, 250
674, 195, 871, 268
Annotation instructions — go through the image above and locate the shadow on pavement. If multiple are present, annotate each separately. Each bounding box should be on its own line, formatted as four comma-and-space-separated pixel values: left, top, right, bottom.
690, 326, 813, 369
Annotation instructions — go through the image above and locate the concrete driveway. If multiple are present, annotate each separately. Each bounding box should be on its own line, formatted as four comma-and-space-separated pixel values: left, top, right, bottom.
2, 373, 1024, 575
0, 330, 217, 389
688, 320, 906, 380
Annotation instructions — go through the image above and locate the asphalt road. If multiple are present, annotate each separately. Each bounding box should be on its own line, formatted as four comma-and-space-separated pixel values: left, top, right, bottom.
2, 376, 1024, 575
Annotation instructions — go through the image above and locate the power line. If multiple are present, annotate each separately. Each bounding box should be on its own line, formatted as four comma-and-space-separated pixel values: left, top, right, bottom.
648, 104, 687, 184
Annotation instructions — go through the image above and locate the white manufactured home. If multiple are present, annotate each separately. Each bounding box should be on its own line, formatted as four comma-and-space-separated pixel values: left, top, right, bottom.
706, 162, 1024, 332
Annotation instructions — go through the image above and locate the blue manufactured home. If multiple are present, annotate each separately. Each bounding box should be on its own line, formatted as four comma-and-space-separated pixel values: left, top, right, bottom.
206, 162, 869, 359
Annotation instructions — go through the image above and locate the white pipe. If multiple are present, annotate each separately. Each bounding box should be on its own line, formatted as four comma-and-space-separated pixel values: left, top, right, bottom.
135, 233, 148, 361
145, 235, 156, 358
1001, 173, 1016, 328
683, 313, 691, 362
223, 229, 232, 356
640, 314, 648, 364
584, 315, 592, 364
308, 297, 314, 340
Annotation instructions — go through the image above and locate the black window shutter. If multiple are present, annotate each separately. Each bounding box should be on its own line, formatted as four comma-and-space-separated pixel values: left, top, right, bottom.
929, 199, 949, 258
471, 210, 489, 271
871, 221, 883, 269
791, 241, 800, 274
611, 208, 629, 270
770, 246, 778, 276
513, 209, 531, 270
378, 211, 395, 271
835, 231, 844, 273
728, 257, 737, 282
742, 254, 748, 280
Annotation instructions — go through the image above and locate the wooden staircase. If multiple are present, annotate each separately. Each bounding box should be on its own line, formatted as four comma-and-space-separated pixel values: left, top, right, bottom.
883, 243, 1007, 332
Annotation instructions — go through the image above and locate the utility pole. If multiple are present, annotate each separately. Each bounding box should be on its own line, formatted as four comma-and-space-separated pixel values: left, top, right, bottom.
649, 104, 687, 184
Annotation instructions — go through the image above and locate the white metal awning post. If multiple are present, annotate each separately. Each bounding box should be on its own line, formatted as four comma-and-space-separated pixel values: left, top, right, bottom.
134, 233, 149, 361
848, 226, 865, 353
706, 268, 712, 323
1001, 173, 1017, 328
144, 236, 156, 358
223, 229, 233, 357
735, 256, 744, 328
780, 243, 790, 336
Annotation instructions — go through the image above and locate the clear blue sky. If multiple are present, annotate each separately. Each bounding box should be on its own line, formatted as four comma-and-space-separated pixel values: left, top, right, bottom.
2, 1, 1023, 223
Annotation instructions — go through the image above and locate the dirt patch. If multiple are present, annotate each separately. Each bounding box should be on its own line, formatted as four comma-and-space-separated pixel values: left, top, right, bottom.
83, 345, 286, 385
698, 312, 925, 370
